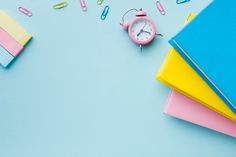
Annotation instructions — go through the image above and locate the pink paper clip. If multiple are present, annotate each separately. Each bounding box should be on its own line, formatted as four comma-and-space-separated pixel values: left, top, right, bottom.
155, 1, 165, 15
18, 7, 32, 17
80, 0, 87, 11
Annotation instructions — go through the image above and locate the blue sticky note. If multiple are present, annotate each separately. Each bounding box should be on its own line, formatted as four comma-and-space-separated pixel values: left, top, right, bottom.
0, 46, 14, 67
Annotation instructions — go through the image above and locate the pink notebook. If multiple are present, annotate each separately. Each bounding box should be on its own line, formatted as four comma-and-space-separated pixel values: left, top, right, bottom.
0, 27, 23, 57
164, 90, 236, 138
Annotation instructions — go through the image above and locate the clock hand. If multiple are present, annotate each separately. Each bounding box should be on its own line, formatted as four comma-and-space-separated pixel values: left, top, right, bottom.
137, 29, 143, 37
137, 30, 151, 37
137, 21, 147, 36
141, 21, 147, 30
142, 30, 151, 35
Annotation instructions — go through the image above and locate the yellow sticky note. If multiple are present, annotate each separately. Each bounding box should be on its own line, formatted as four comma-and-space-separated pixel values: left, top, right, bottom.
156, 13, 236, 122
0, 10, 32, 46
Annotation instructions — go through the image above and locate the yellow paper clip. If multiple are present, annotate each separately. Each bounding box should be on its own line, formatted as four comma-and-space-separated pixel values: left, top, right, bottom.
97, 0, 104, 5
53, 1, 68, 9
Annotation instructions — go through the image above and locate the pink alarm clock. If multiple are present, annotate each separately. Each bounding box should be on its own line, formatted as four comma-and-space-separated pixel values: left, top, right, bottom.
121, 8, 161, 50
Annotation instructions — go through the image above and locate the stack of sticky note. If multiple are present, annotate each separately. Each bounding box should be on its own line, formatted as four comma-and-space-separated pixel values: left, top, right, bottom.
157, 1, 236, 137
0, 10, 32, 67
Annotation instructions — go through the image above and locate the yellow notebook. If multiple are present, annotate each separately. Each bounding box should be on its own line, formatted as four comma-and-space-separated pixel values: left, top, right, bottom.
0, 10, 32, 46
157, 13, 236, 122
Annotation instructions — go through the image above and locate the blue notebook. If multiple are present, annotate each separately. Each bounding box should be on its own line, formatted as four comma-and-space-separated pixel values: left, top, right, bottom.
169, 0, 236, 113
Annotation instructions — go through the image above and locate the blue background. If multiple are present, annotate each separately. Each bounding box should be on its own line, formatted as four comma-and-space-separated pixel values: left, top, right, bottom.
1, 0, 236, 157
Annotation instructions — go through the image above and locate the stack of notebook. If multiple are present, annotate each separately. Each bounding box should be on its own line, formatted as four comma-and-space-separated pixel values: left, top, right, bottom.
0, 10, 32, 67
156, 1, 236, 137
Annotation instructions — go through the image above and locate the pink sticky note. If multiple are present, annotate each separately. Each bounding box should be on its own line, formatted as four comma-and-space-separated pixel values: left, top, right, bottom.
0, 27, 23, 57
164, 90, 236, 138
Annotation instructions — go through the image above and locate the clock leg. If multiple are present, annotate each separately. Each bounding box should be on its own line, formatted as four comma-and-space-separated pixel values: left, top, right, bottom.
140, 45, 142, 52
156, 33, 163, 37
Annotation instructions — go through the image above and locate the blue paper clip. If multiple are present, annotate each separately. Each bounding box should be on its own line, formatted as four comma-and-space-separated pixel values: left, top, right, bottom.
176, 0, 190, 4
101, 5, 110, 20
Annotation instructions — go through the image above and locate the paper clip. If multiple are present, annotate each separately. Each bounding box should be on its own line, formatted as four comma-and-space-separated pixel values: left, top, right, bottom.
53, 1, 68, 9
18, 7, 32, 17
155, 1, 165, 15
176, 0, 190, 4
101, 5, 110, 20
80, 0, 87, 11
97, 0, 104, 5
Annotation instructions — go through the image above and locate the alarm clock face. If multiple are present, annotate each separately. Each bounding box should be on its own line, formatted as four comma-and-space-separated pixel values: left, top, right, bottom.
128, 17, 156, 45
